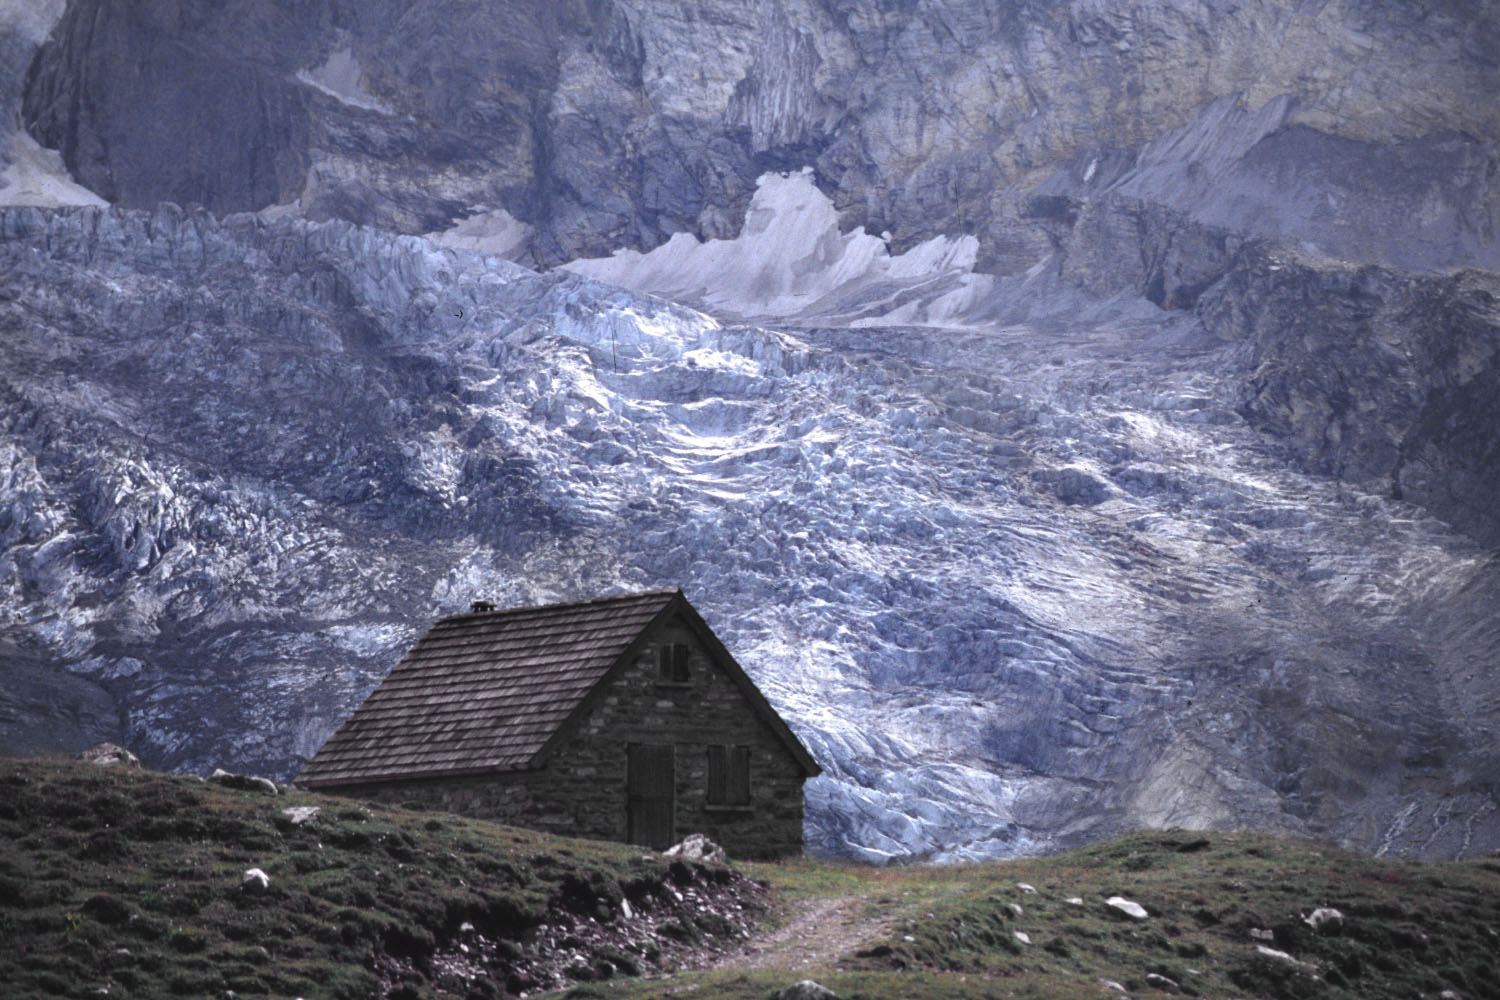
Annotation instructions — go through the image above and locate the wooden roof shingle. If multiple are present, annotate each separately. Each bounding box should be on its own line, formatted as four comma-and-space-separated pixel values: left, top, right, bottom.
297, 590, 678, 787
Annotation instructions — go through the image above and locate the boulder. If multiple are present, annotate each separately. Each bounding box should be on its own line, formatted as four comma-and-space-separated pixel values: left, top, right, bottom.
281, 805, 320, 826
1146, 972, 1180, 993
774, 981, 838, 1000
1303, 907, 1344, 934
210, 769, 278, 795
1105, 896, 1149, 920
77, 743, 140, 768
1256, 944, 1310, 967
663, 833, 726, 863
241, 868, 270, 892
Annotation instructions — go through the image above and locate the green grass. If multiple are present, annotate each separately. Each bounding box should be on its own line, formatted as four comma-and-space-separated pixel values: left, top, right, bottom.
0, 757, 750, 999
4, 757, 1499, 1000
566, 831, 1500, 1000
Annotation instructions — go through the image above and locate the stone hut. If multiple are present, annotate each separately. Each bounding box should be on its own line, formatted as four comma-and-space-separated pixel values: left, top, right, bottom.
297, 590, 820, 858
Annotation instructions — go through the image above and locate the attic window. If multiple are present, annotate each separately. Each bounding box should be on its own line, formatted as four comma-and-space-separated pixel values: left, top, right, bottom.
707, 745, 750, 807
657, 643, 691, 683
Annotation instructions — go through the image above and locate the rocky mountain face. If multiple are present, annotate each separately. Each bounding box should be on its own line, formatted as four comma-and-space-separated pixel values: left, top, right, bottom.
23, 0, 1499, 269
2, 0, 1498, 861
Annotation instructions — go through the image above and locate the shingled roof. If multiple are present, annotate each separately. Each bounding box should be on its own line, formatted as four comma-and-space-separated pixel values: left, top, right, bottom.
297, 589, 819, 787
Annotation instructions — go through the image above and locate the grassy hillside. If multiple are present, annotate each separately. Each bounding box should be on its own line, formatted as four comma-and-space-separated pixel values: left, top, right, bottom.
0, 757, 764, 999
3, 757, 1499, 1000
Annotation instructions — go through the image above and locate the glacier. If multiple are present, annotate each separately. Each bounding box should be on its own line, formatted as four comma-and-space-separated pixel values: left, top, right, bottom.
3, 192, 1497, 861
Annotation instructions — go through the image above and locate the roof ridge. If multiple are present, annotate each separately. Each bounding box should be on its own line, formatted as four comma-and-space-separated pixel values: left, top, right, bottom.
440, 588, 681, 622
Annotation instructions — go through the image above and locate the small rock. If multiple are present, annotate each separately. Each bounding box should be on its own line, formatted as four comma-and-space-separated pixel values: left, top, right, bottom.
662, 832, 726, 862
1016, 881, 1038, 894
1007, 902, 1024, 917
78, 743, 141, 769
1105, 896, 1148, 919
1249, 927, 1275, 941
210, 769, 278, 795
1145, 972, 1180, 993
458, 921, 475, 935
620, 898, 634, 919
1100, 980, 1127, 992
1256, 944, 1305, 965
1440, 990, 1461, 1000
1013, 930, 1031, 945
281, 806, 320, 826
1066, 896, 1084, 905
1303, 907, 1343, 933
241, 868, 270, 892
774, 980, 838, 1000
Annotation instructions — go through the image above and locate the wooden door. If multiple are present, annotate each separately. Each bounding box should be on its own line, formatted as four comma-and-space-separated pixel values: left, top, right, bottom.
627, 744, 675, 849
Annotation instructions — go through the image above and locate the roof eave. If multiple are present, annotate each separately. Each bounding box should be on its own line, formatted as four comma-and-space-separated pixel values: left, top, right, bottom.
296, 760, 536, 789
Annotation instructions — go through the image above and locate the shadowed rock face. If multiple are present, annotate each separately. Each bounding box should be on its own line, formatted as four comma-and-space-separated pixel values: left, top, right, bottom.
1203, 252, 1500, 548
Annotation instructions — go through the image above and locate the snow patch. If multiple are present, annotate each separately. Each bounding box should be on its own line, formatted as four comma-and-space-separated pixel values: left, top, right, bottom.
0, 132, 107, 209
0, 0, 67, 45
425, 208, 532, 261
296, 48, 390, 113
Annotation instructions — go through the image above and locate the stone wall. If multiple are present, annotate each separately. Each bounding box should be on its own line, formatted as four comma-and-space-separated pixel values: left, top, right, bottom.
328, 615, 809, 858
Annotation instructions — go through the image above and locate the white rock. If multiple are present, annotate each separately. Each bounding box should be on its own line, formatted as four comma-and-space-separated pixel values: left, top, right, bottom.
1013, 930, 1031, 945
663, 833, 726, 862
1146, 972, 1180, 993
1007, 902, 1024, 917
1303, 906, 1343, 933
1100, 980, 1127, 992
241, 868, 270, 892
1066, 896, 1084, 905
774, 980, 838, 1000
210, 769, 279, 795
1256, 944, 1307, 966
1016, 881, 1038, 894
281, 806, 320, 826
1105, 896, 1148, 919
77, 743, 140, 768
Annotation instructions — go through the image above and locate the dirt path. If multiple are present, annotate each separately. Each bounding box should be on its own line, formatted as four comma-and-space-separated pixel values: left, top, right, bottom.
707, 894, 897, 971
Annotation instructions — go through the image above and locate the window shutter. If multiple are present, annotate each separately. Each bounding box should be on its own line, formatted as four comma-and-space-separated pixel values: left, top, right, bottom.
707, 745, 727, 804
659, 643, 690, 682
729, 745, 750, 805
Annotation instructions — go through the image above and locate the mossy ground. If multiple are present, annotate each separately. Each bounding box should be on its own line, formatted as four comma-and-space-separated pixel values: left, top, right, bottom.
4, 757, 1499, 1000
